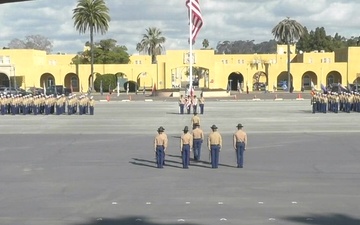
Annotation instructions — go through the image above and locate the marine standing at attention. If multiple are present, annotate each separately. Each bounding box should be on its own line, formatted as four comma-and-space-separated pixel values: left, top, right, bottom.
207, 125, 222, 168
154, 126, 168, 168
192, 123, 204, 161
180, 126, 193, 169
233, 123, 248, 168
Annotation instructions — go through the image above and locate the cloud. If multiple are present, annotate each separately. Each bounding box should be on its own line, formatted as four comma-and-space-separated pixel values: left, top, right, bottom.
0, 0, 359, 54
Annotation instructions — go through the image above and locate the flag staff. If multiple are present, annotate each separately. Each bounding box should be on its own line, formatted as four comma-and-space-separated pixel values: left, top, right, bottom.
188, 0, 193, 95
186, 0, 203, 96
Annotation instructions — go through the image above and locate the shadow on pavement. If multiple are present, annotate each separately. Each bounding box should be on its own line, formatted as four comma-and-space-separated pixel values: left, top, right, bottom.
71, 216, 202, 225
282, 213, 360, 225
167, 154, 233, 169
130, 158, 183, 169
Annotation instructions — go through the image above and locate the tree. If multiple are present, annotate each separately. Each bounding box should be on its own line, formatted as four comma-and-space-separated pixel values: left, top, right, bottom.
73, 0, 110, 91
202, 39, 209, 49
272, 17, 305, 92
8, 38, 26, 49
137, 27, 166, 64
72, 39, 130, 64
94, 73, 117, 92
8, 35, 53, 53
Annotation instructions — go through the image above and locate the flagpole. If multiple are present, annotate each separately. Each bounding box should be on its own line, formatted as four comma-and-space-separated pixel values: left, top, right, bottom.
189, 0, 193, 95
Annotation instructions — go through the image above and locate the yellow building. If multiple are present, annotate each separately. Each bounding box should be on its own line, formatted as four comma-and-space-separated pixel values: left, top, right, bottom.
1, 45, 360, 93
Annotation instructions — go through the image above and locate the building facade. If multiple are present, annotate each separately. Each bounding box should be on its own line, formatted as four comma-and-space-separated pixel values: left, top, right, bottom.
1, 45, 360, 93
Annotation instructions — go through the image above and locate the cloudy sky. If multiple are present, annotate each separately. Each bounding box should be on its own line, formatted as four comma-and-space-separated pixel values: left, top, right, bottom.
0, 0, 359, 55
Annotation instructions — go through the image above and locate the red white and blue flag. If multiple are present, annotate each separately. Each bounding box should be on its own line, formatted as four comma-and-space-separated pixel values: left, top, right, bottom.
186, 0, 203, 44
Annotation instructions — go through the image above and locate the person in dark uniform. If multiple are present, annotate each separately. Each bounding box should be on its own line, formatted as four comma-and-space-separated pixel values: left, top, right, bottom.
233, 123, 248, 168
192, 123, 204, 161
207, 125, 222, 168
154, 126, 168, 168
180, 126, 193, 169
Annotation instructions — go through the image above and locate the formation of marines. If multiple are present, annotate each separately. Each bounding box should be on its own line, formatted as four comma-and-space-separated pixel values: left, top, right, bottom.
178, 94, 205, 114
0, 93, 95, 115
154, 118, 248, 169
311, 92, 360, 113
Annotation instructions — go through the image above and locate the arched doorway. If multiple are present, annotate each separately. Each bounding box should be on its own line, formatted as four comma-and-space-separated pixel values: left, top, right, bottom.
40, 73, 55, 88
0, 73, 9, 87
64, 73, 79, 92
115, 72, 128, 92
137, 72, 153, 90
124, 81, 137, 92
326, 71, 342, 86
228, 72, 244, 91
302, 71, 317, 90
277, 72, 293, 91
252, 71, 267, 91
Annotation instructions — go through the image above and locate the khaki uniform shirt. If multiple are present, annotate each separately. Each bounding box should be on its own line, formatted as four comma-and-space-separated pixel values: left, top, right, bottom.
233, 130, 247, 150
199, 97, 205, 104
179, 97, 185, 105
191, 115, 200, 126
207, 131, 222, 150
89, 99, 95, 106
192, 127, 204, 140
154, 133, 168, 151
180, 133, 193, 150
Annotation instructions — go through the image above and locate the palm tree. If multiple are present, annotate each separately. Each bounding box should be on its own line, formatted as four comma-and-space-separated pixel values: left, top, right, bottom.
202, 39, 209, 49
272, 17, 305, 92
138, 27, 166, 64
73, 0, 110, 91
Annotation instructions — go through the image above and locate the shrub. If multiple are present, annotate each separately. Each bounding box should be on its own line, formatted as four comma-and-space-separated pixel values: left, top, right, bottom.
94, 74, 117, 92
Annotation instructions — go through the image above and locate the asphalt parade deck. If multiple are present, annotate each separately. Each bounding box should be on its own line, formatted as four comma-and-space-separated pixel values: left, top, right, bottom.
0, 100, 359, 225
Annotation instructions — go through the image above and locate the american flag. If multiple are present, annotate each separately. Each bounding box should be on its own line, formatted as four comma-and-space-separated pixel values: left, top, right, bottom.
190, 86, 195, 97
186, 0, 203, 44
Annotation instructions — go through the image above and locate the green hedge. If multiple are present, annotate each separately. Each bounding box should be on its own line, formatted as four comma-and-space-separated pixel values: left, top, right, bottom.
94, 74, 117, 92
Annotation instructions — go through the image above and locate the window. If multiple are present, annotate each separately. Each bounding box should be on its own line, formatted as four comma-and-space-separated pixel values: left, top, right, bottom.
237, 59, 245, 64
48, 60, 57, 65
0, 56, 11, 65
321, 58, 331, 63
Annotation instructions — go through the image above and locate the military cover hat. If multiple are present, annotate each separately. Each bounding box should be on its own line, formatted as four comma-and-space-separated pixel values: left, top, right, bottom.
157, 126, 165, 132
236, 123, 243, 128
